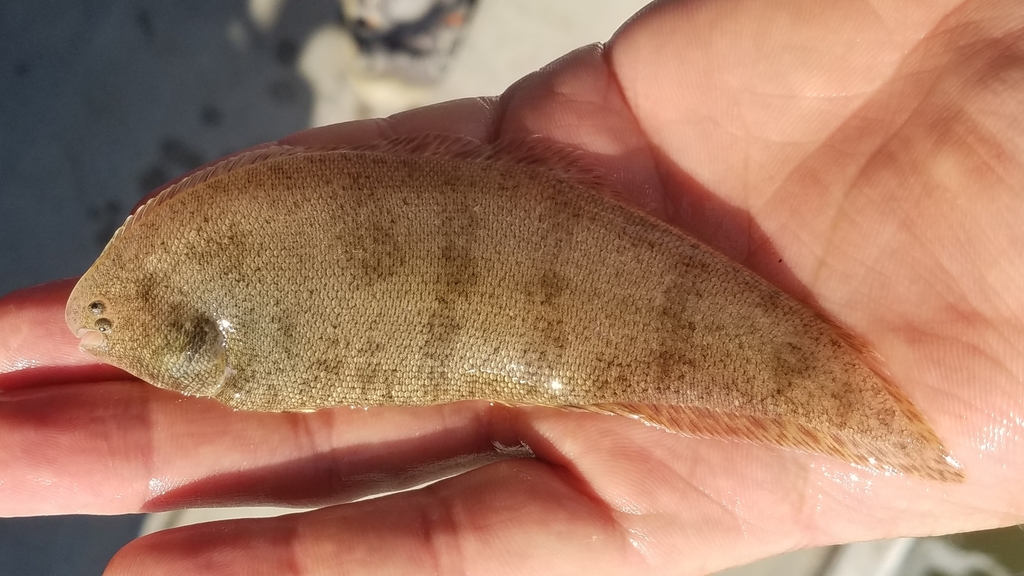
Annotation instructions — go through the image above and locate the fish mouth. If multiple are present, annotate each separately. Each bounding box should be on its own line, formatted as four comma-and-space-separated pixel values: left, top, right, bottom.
65, 276, 91, 336
76, 328, 107, 353
65, 275, 108, 355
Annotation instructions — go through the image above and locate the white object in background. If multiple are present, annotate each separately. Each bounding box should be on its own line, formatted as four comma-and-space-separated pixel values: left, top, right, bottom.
899, 538, 1012, 576
710, 547, 834, 576
294, 0, 648, 121
140, 507, 301, 536
820, 536, 1012, 576
822, 538, 916, 576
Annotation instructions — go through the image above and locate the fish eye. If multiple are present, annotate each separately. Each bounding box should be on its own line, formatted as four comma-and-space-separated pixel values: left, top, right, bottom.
89, 301, 106, 315
95, 318, 113, 333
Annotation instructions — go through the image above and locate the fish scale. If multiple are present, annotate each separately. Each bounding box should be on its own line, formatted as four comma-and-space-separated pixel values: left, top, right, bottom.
65, 133, 963, 482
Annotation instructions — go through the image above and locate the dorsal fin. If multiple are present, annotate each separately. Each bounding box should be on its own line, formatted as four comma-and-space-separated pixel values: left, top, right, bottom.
569, 403, 963, 482
108, 145, 313, 250
152, 145, 312, 206
348, 132, 624, 202
346, 132, 485, 157
105, 133, 621, 254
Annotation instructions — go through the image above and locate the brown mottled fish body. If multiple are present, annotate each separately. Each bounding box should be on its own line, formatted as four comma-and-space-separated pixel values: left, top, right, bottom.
66, 136, 961, 481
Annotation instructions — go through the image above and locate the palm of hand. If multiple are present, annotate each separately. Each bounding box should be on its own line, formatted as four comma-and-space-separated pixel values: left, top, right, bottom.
1, 1, 1022, 574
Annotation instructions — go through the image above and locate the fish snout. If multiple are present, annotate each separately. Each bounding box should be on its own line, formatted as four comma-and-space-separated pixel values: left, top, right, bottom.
65, 279, 112, 353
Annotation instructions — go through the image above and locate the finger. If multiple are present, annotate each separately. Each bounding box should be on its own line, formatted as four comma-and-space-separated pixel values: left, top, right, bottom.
496, 44, 669, 220
99, 451, 1024, 576
5, 366, 1019, 548
0, 364, 801, 527
606, 0, 956, 228
0, 380, 537, 516
103, 460, 681, 576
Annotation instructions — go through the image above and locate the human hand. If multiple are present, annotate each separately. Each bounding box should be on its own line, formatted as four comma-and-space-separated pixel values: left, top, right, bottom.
2, 0, 1022, 574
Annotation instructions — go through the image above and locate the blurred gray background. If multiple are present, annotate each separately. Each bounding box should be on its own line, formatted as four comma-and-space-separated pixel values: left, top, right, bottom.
1, 0, 313, 295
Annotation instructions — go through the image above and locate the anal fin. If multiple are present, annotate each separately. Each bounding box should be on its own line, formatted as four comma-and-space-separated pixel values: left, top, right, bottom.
572, 403, 964, 483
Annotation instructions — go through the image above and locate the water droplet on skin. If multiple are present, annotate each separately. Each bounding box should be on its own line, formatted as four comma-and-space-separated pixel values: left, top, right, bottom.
148, 477, 169, 495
